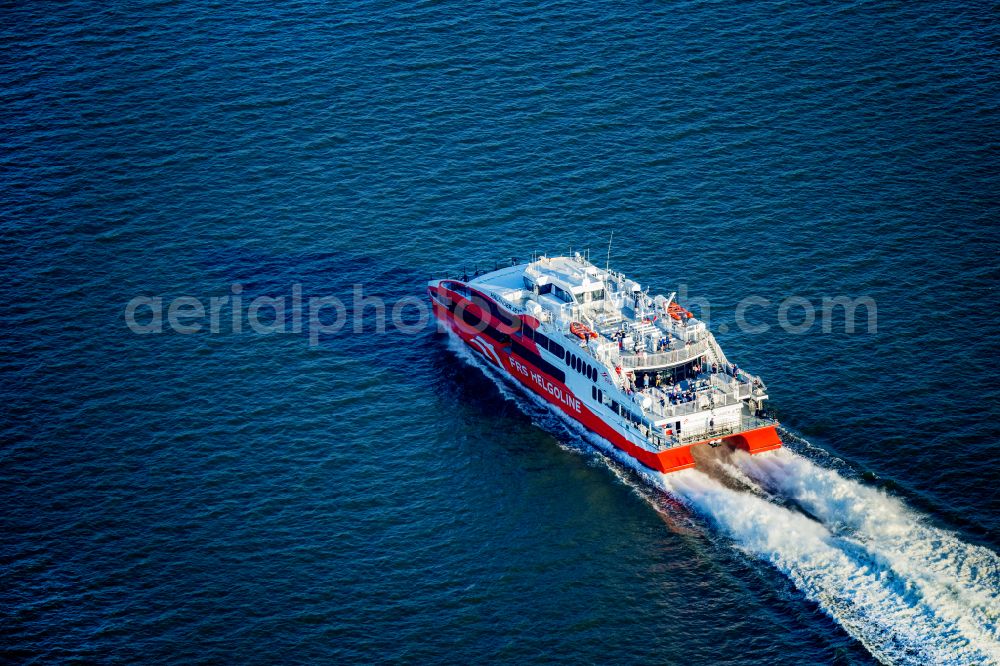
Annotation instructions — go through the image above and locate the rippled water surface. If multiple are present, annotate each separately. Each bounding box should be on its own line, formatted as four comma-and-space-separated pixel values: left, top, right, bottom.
2, 1, 999, 664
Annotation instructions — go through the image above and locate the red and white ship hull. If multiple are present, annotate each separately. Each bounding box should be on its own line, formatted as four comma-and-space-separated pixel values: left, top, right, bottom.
429, 278, 781, 474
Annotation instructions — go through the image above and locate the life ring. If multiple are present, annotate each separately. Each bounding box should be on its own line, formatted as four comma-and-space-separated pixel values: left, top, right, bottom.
569, 321, 598, 340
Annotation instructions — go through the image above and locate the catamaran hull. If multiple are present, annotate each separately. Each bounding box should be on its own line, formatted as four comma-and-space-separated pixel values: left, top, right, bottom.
433, 298, 781, 474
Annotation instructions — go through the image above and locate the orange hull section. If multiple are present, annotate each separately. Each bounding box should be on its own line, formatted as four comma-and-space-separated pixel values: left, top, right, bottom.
648, 425, 782, 473
725, 424, 783, 454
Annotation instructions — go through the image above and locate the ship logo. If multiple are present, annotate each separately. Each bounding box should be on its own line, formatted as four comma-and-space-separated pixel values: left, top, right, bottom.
469, 336, 502, 366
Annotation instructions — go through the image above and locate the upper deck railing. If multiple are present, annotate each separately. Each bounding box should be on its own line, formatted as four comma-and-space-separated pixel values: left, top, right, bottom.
619, 338, 710, 370
639, 375, 759, 421
671, 414, 778, 446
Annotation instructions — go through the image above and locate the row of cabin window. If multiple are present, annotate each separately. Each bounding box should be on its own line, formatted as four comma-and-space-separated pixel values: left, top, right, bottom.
567, 352, 597, 382
461, 297, 598, 386
588, 388, 639, 425
521, 326, 566, 361
611, 401, 642, 425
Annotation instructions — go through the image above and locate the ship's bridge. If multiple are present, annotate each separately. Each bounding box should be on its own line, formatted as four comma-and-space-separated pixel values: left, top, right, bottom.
522, 256, 609, 310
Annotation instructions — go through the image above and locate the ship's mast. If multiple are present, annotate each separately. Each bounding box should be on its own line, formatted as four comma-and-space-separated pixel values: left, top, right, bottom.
603, 231, 614, 311
605, 231, 613, 275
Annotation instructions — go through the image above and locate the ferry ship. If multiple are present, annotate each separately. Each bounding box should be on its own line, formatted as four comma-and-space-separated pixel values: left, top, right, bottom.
428, 253, 781, 473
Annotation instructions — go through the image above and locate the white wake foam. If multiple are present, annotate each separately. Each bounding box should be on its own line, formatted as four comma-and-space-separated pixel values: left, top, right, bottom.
443, 335, 1000, 664
735, 449, 1000, 651
662, 468, 1000, 665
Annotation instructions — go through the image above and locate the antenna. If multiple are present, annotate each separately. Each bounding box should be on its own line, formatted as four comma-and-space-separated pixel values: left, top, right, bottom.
601, 231, 614, 307
605, 230, 614, 274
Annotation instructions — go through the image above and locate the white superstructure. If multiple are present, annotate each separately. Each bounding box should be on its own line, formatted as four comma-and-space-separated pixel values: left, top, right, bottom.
429, 252, 781, 473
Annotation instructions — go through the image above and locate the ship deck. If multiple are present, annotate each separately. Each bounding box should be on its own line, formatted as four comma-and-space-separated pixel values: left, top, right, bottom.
460, 254, 770, 445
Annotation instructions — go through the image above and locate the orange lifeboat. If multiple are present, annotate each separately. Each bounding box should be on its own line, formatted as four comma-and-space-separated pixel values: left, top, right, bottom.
667, 302, 694, 319
570, 321, 598, 340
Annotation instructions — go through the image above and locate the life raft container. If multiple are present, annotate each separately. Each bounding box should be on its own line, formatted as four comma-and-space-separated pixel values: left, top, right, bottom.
570, 321, 598, 340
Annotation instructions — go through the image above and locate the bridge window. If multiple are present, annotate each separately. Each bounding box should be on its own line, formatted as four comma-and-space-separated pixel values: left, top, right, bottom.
553, 285, 575, 303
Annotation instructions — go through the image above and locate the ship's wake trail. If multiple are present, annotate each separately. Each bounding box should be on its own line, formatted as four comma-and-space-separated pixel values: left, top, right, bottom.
659, 454, 1000, 666
736, 451, 1000, 638
445, 338, 1000, 665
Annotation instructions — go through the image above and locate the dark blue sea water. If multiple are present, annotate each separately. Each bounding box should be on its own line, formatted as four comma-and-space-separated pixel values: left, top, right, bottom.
3, 1, 999, 663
